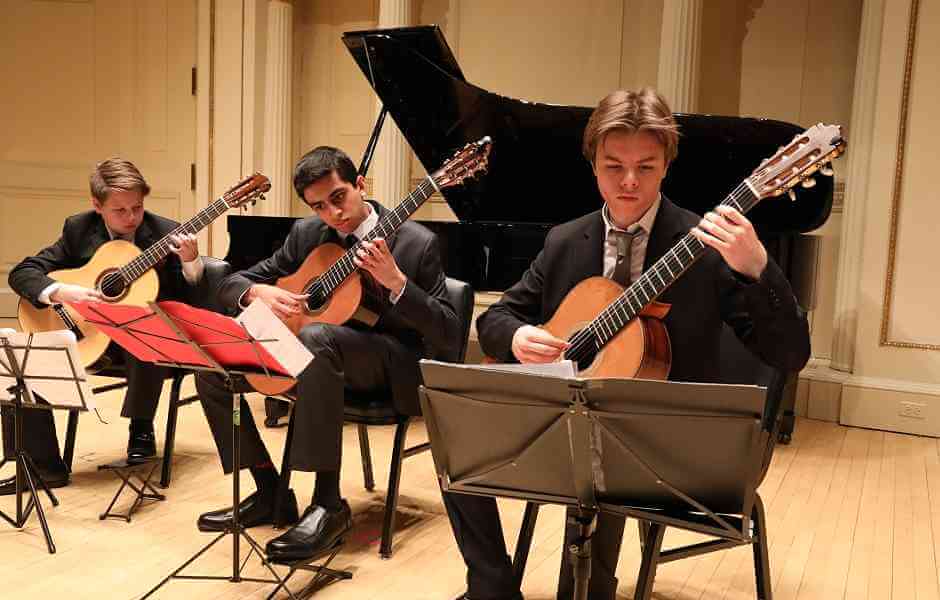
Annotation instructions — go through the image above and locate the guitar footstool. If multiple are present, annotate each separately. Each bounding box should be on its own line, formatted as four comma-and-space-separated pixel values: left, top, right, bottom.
265, 539, 352, 600
97, 456, 166, 522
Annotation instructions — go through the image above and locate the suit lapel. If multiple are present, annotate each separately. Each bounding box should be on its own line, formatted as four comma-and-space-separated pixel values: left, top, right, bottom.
577, 211, 605, 278
644, 196, 688, 270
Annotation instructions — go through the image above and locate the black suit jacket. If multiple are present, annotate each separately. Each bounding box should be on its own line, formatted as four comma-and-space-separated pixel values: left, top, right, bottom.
217, 201, 460, 412
9, 210, 200, 309
477, 196, 810, 383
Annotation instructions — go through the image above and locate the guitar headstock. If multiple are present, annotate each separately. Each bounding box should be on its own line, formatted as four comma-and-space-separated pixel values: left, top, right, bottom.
749, 123, 846, 200
432, 137, 493, 190
223, 173, 271, 208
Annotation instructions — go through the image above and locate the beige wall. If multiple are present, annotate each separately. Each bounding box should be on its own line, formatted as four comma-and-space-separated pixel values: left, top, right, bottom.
6, 0, 940, 436
837, 0, 940, 433
0, 0, 197, 317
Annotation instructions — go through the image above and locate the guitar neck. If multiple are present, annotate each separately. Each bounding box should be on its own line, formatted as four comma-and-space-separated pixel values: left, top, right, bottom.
118, 197, 230, 283
314, 176, 439, 296
587, 179, 762, 349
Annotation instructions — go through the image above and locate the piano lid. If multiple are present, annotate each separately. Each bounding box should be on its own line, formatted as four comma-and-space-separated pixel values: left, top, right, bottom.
343, 25, 832, 235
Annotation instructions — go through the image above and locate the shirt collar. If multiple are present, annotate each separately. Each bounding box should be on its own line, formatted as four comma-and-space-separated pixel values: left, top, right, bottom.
338, 201, 379, 241
105, 224, 135, 242
602, 193, 661, 239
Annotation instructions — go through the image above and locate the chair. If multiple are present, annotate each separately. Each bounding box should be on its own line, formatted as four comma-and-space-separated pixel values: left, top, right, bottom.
510, 324, 790, 600
275, 276, 475, 559
62, 256, 232, 489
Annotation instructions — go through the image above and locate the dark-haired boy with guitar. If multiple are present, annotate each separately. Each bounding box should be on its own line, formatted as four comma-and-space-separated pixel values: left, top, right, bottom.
3, 158, 206, 495
194, 146, 460, 563
443, 88, 812, 600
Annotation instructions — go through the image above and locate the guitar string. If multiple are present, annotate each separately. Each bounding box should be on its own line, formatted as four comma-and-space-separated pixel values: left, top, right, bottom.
97, 195, 236, 295
301, 177, 437, 298
564, 179, 760, 364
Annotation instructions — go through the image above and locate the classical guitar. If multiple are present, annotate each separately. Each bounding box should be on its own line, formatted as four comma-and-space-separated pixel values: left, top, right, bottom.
526, 123, 846, 379
246, 137, 492, 395
17, 174, 271, 368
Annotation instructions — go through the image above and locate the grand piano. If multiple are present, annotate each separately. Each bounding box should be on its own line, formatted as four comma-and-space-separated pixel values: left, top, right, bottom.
224, 25, 832, 441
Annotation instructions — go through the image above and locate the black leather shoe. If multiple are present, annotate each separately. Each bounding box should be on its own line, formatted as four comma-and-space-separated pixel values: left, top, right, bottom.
127, 425, 157, 463
266, 500, 352, 561
264, 397, 291, 428
197, 488, 298, 532
0, 471, 70, 496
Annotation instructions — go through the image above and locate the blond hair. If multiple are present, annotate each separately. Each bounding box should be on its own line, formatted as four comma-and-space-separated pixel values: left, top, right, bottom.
582, 87, 680, 166
89, 158, 150, 202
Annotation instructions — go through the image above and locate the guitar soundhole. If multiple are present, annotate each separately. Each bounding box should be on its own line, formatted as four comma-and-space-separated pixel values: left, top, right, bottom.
305, 282, 327, 313
565, 328, 598, 372
97, 269, 129, 301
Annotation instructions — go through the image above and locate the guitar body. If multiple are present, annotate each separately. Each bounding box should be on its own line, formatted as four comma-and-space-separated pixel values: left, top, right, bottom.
16, 240, 159, 368
245, 242, 377, 396
543, 276, 672, 380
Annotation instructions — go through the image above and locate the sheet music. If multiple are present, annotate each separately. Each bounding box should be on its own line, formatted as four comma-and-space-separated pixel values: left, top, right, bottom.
0, 329, 95, 410
465, 359, 577, 378
236, 300, 314, 377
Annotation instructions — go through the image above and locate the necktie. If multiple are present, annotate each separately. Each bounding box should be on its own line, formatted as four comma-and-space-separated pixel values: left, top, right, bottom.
609, 229, 635, 286
344, 234, 358, 250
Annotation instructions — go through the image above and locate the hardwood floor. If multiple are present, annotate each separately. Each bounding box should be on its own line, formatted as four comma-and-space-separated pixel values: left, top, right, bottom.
1, 378, 938, 600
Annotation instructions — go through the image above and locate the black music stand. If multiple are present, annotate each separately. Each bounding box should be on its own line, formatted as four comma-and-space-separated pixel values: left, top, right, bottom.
0, 331, 93, 554
70, 300, 313, 599
417, 361, 768, 600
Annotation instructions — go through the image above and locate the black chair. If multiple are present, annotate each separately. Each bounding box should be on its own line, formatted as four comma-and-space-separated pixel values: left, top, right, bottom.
276, 276, 475, 559
62, 256, 232, 489
510, 325, 791, 600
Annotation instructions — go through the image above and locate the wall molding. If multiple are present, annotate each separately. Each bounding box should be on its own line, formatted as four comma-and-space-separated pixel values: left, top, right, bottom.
801, 357, 940, 397
880, 0, 936, 351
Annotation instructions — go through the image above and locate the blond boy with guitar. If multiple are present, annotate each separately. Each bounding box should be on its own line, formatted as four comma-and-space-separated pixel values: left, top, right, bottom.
3, 158, 205, 494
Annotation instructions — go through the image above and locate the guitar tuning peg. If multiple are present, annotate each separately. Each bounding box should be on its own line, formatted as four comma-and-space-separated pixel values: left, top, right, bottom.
801, 177, 816, 189
819, 164, 834, 176
788, 189, 797, 202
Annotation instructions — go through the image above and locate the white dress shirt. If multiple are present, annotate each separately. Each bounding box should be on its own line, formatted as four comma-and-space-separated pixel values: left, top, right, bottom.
601, 194, 661, 285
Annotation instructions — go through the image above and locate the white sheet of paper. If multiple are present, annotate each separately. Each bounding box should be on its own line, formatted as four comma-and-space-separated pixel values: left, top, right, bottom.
235, 299, 314, 377
0, 329, 95, 411
471, 359, 578, 378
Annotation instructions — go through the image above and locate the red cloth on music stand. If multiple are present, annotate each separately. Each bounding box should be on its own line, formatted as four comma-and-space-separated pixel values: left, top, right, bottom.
71, 300, 291, 377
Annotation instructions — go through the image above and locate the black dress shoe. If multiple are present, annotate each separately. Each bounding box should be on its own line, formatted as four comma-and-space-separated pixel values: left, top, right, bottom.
197, 488, 298, 532
0, 471, 70, 496
127, 426, 157, 463
264, 397, 291, 428
266, 500, 352, 561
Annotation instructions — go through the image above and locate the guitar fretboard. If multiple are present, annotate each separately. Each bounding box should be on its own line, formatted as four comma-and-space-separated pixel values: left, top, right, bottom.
567, 178, 763, 361
307, 177, 439, 297
117, 197, 233, 283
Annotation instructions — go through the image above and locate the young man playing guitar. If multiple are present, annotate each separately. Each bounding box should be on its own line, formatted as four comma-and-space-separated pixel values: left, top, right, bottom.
442, 88, 811, 600
2, 158, 206, 495
194, 146, 459, 563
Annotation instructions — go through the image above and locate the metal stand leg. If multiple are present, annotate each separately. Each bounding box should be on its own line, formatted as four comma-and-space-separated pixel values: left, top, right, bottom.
140, 389, 295, 598
0, 401, 59, 555
568, 510, 597, 600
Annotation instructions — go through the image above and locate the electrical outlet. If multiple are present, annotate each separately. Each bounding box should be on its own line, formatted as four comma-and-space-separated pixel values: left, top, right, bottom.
899, 401, 926, 420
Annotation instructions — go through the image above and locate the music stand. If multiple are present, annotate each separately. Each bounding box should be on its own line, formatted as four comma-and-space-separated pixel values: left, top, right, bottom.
0, 330, 94, 554
417, 361, 768, 600
70, 299, 309, 598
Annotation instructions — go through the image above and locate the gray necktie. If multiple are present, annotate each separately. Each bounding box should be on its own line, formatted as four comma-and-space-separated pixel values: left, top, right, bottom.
609, 229, 635, 286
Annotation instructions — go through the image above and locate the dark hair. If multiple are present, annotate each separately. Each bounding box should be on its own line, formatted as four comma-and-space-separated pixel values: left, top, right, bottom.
90, 157, 150, 202
292, 146, 358, 199
582, 87, 680, 166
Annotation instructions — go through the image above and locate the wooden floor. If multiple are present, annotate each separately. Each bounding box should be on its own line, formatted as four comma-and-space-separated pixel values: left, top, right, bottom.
2, 377, 939, 600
